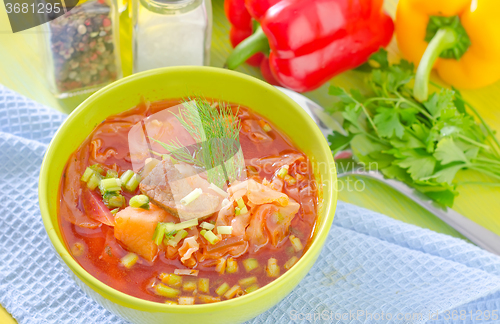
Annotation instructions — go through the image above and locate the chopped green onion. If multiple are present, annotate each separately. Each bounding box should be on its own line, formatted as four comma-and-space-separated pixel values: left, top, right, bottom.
166, 229, 188, 247
266, 258, 280, 278
164, 222, 176, 234
245, 284, 260, 294
284, 256, 299, 270
198, 294, 220, 303
285, 246, 295, 255
120, 170, 134, 185
153, 223, 166, 246
87, 173, 101, 190
236, 197, 246, 210
224, 285, 241, 299
262, 123, 272, 132
242, 258, 259, 272
289, 235, 303, 252
110, 208, 120, 215
180, 188, 202, 206
198, 278, 209, 294
238, 276, 257, 287
235, 205, 248, 215
182, 281, 197, 292
125, 173, 141, 192
226, 257, 238, 274
178, 296, 195, 305
200, 222, 215, 230
165, 300, 177, 305
174, 218, 199, 231
277, 165, 289, 179
81, 167, 95, 182
120, 253, 138, 269
129, 195, 150, 209
246, 165, 259, 176
284, 174, 296, 185
89, 164, 105, 175
215, 258, 226, 274
200, 229, 207, 236
154, 222, 178, 245
208, 183, 228, 197
160, 273, 183, 288
105, 194, 125, 208
168, 274, 183, 288
202, 230, 220, 245
215, 282, 230, 296
174, 269, 199, 276
105, 169, 119, 179
140, 158, 160, 178
217, 226, 232, 235
154, 283, 180, 298
99, 178, 122, 193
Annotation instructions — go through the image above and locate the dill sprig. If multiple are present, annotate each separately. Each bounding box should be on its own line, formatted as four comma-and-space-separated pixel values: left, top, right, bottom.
149, 97, 244, 188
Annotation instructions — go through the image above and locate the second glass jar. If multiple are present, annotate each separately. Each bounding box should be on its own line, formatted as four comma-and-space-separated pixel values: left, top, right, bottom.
132, 0, 212, 72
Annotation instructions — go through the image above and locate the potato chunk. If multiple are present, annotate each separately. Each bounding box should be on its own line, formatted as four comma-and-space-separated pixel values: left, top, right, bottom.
114, 204, 173, 262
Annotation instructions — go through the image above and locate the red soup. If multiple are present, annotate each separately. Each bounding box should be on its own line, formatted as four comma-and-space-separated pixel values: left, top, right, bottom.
58, 98, 318, 305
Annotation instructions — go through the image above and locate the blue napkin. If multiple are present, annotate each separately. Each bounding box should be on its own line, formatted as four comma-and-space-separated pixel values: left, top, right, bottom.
1, 84, 500, 324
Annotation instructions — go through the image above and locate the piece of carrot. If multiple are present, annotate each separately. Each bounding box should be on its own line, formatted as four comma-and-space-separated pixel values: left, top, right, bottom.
114, 204, 173, 261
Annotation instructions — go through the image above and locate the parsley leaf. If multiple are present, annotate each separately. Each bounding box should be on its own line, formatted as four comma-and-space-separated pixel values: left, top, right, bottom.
434, 137, 469, 165
423, 90, 454, 117
328, 131, 354, 153
395, 149, 437, 180
373, 107, 405, 138
329, 86, 357, 104
419, 187, 457, 207
427, 164, 466, 184
373, 106, 418, 139
369, 48, 390, 69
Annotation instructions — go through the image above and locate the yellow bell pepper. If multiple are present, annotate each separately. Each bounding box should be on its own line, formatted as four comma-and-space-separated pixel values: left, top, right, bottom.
396, 0, 500, 101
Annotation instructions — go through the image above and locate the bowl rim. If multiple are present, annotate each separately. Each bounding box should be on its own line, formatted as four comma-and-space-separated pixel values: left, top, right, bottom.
39, 66, 337, 313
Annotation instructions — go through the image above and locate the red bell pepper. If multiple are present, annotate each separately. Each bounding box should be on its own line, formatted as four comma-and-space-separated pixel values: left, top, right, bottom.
260, 56, 280, 85
245, 0, 281, 20
227, 0, 394, 92
225, 0, 264, 66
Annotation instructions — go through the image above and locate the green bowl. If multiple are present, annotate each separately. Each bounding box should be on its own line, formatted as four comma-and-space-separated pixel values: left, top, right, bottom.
39, 67, 338, 324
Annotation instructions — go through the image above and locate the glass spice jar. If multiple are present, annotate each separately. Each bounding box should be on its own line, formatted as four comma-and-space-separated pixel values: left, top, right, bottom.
41, 0, 122, 98
132, 0, 212, 73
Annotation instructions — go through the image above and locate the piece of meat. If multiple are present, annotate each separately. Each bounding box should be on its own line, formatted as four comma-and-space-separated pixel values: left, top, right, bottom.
139, 159, 221, 221
114, 204, 174, 262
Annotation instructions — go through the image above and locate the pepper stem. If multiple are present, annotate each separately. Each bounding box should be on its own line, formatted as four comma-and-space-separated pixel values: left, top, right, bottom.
414, 27, 458, 102
225, 26, 269, 70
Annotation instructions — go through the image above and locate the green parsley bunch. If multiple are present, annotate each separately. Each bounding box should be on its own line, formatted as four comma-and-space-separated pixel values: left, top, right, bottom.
328, 49, 500, 207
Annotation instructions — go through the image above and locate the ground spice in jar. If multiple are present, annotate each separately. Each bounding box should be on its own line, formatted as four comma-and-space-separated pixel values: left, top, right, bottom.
48, 0, 118, 94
